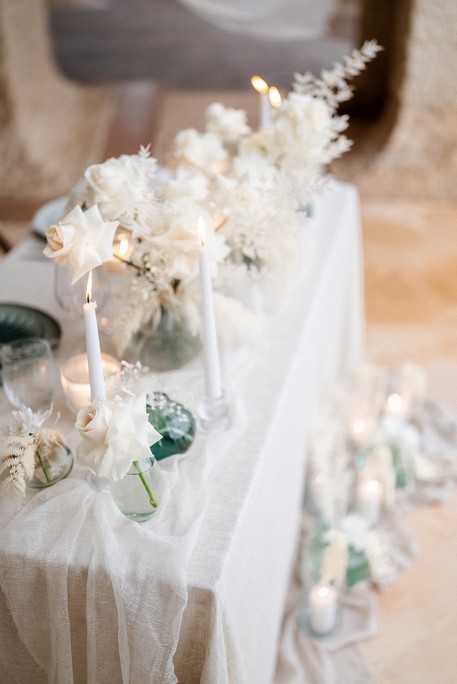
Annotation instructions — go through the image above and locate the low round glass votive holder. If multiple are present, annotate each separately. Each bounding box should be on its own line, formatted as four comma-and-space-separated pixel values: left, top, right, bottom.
60, 353, 121, 414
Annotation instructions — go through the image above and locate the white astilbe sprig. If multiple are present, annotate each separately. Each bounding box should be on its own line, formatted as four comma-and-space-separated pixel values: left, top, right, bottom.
292, 40, 383, 110
10, 404, 55, 437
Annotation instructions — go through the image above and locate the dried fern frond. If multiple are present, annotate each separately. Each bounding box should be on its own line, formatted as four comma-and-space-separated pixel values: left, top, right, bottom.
293, 40, 383, 111
0, 435, 37, 503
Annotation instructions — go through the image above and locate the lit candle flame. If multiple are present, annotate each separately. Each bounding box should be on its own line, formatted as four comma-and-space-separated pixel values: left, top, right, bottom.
198, 216, 206, 246
366, 479, 381, 494
251, 75, 269, 95
386, 392, 403, 416
118, 235, 129, 258
269, 86, 282, 108
86, 270, 93, 303
317, 586, 330, 598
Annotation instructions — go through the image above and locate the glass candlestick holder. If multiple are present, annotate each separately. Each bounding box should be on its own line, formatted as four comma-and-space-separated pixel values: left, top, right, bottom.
197, 393, 230, 432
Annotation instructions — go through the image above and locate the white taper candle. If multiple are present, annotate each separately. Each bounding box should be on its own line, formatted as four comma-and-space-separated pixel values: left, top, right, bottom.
83, 271, 106, 401
198, 219, 222, 401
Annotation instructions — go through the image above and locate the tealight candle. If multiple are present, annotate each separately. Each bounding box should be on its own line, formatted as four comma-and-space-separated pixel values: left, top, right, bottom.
60, 353, 121, 414
106, 231, 133, 273
357, 478, 382, 525
308, 583, 338, 635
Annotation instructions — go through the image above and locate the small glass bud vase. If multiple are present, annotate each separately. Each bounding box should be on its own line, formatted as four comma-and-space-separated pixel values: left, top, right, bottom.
27, 442, 74, 489
109, 457, 164, 523
126, 308, 201, 372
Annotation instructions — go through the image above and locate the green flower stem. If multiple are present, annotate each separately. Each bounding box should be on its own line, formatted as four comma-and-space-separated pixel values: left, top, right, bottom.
113, 254, 141, 270
36, 450, 51, 483
133, 460, 158, 508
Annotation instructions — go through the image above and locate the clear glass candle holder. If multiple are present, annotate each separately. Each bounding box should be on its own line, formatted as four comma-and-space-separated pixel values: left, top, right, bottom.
60, 353, 121, 413
1, 337, 57, 411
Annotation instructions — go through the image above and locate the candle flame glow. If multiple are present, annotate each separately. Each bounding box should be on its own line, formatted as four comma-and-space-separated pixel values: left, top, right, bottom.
118, 236, 129, 257
317, 586, 331, 598
268, 86, 282, 108
366, 479, 381, 494
251, 75, 269, 94
352, 419, 366, 435
86, 270, 93, 303
386, 392, 403, 415
198, 216, 206, 246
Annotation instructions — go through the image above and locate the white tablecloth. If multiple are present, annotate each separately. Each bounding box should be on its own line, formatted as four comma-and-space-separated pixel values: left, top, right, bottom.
0, 180, 364, 684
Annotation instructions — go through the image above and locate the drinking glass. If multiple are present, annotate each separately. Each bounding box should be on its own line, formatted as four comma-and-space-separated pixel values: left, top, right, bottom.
1, 337, 57, 411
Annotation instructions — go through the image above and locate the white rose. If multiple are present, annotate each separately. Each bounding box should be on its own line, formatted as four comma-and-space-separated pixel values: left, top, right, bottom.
85, 158, 126, 201
76, 391, 162, 481
43, 204, 119, 284
76, 399, 114, 444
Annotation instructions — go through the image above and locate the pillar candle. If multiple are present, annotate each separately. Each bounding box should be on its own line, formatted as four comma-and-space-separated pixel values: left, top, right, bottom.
357, 478, 382, 525
308, 583, 338, 635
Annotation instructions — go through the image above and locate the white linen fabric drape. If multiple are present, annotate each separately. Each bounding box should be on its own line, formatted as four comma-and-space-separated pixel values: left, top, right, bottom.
0, 181, 365, 684
177, 0, 337, 39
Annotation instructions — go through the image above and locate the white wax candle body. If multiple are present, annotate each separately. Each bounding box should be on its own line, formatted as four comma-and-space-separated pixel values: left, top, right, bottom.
309, 472, 328, 508
357, 479, 382, 525
260, 92, 272, 129
199, 247, 222, 401
83, 300, 106, 401
385, 392, 406, 419
308, 584, 338, 635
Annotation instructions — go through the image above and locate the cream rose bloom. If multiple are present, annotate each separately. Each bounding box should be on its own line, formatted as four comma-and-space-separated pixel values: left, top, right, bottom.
76, 391, 162, 481
43, 204, 119, 284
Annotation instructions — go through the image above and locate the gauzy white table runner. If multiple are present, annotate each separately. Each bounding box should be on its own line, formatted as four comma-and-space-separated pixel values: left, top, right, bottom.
0, 180, 364, 684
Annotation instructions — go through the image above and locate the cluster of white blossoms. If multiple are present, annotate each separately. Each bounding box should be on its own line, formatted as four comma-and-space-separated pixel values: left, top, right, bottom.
45, 41, 381, 352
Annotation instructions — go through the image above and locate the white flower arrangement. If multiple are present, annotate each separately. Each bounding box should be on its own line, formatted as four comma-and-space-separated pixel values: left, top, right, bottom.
75, 390, 162, 482
0, 406, 66, 503
76, 390, 163, 510
48, 41, 381, 354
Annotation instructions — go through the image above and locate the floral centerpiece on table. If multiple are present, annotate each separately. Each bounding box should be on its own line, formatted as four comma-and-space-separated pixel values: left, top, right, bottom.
0, 406, 73, 501
76, 390, 164, 517
47, 41, 381, 360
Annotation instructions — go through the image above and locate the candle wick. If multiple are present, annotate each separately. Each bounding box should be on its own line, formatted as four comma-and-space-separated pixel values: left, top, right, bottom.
86, 293, 90, 304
